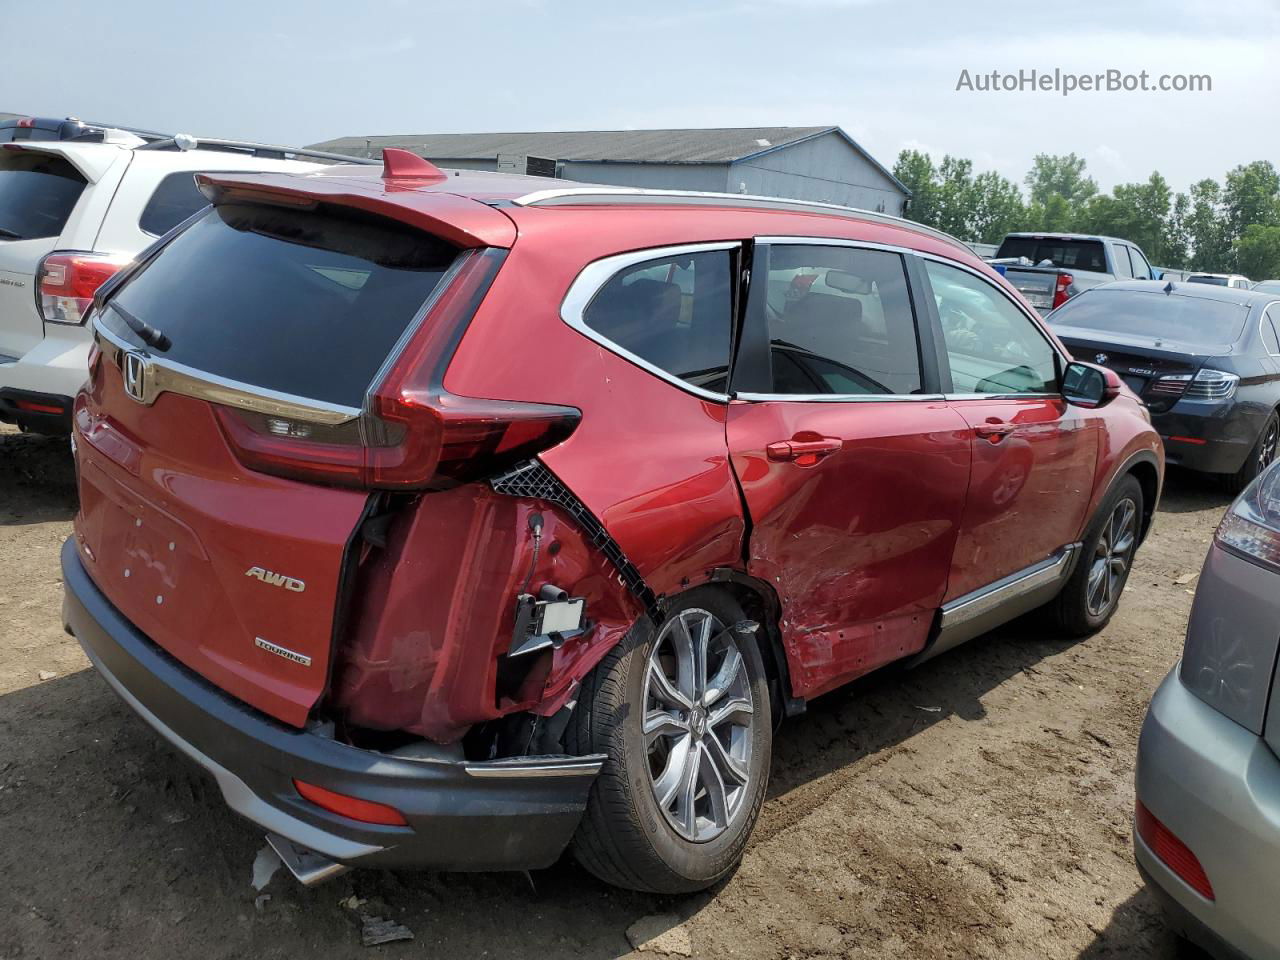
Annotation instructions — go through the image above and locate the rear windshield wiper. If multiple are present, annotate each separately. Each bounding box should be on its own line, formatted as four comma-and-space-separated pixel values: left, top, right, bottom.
0, 226, 23, 240
107, 301, 171, 351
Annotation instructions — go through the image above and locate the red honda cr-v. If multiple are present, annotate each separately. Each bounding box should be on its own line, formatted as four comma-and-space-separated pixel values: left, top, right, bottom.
62, 150, 1162, 893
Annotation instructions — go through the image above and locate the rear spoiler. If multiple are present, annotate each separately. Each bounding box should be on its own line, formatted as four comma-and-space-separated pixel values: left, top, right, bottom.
0, 141, 127, 183
195, 168, 516, 249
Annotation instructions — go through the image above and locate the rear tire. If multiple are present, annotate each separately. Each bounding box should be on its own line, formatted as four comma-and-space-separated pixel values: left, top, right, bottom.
1222, 411, 1279, 495
567, 588, 771, 893
1048, 475, 1143, 637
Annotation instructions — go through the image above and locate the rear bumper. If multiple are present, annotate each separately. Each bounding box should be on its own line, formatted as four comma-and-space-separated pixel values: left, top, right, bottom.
0, 327, 90, 432
1135, 667, 1280, 960
0, 386, 72, 434
60, 538, 604, 874
1153, 399, 1268, 474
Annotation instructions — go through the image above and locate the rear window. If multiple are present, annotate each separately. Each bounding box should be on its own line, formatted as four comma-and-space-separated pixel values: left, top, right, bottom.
1186, 275, 1229, 286
1047, 289, 1250, 346
995, 237, 1107, 272
0, 150, 86, 240
103, 203, 458, 407
139, 172, 214, 236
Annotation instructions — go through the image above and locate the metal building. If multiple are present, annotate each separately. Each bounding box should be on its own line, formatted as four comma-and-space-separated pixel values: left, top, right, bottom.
308, 126, 910, 214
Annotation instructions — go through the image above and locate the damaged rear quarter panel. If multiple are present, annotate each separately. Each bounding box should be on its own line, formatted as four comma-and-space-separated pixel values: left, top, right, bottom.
331, 484, 641, 743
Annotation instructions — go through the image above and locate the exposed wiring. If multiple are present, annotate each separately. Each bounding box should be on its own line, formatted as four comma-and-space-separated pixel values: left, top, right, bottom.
519, 512, 543, 596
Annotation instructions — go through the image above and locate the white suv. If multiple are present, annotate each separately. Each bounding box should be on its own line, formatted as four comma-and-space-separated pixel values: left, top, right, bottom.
0, 125, 368, 433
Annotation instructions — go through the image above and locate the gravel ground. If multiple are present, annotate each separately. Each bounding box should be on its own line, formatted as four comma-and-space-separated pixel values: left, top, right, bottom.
0, 421, 1223, 959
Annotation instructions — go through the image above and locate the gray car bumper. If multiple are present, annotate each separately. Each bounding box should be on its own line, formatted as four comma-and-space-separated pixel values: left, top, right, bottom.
1136, 666, 1280, 960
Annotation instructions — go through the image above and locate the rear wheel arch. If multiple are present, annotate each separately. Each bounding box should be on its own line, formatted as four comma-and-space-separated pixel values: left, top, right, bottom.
706, 569, 804, 721
1125, 457, 1160, 543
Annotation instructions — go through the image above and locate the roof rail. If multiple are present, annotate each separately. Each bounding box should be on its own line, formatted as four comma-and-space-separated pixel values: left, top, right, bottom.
509, 187, 972, 255
135, 137, 381, 165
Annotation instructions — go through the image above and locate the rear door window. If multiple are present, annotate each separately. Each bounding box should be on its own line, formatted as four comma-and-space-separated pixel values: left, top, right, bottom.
0, 151, 86, 240
926, 260, 1059, 394
582, 249, 734, 393
761, 244, 922, 395
102, 203, 459, 408
139, 172, 215, 236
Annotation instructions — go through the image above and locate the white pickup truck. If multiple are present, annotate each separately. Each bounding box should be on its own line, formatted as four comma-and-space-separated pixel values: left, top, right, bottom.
990, 232, 1161, 314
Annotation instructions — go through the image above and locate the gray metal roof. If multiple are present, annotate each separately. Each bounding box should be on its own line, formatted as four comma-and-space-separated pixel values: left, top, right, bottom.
307, 125, 909, 194
310, 126, 828, 163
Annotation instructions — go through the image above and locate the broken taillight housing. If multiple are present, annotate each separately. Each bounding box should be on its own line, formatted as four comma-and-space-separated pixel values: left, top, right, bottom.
37, 252, 132, 325
215, 248, 581, 490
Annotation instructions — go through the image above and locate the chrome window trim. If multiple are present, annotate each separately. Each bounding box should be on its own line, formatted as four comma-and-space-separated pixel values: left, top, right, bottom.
93, 315, 361, 426
943, 392, 1063, 402
753, 234, 919, 257
510, 187, 974, 257
560, 241, 741, 403
736, 392, 943, 403
1260, 301, 1280, 357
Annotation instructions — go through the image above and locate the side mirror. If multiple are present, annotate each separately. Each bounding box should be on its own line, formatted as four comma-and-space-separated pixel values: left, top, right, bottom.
1152, 268, 1164, 281
1063, 361, 1123, 408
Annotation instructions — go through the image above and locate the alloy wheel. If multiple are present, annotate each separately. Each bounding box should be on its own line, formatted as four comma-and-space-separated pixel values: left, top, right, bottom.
642, 608, 755, 843
1259, 419, 1278, 473
1086, 497, 1137, 618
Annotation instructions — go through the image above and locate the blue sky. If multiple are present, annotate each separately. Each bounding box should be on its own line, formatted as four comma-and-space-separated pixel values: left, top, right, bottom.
7, 0, 1278, 194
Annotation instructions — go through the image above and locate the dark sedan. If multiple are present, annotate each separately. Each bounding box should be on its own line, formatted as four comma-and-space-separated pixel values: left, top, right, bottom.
1048, 280, 1280, 491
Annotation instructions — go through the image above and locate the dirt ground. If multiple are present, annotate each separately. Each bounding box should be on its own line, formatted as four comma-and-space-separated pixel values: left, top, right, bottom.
0, 421, 1226, 959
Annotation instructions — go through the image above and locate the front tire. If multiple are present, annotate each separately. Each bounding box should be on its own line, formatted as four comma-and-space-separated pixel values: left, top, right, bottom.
1049, 475, 1143, 637
567, 588, 771, 893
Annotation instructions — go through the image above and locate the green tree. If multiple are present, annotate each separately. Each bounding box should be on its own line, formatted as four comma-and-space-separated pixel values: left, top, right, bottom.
968, 170, 1025, 244
1162, 193, 1191, 268
1025, 153, 1097, 210
934, 155, 976, 238
1223, 161, 1280, 241
1236, 224, 1280, 280
893, 150, 940, 228
1075, 173, 1171, 263
1024, 193, 1075, 233
1186, 179, 1231, 272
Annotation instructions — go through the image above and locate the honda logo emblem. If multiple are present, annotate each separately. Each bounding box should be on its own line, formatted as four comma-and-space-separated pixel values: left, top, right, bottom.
122, 351, 149, 403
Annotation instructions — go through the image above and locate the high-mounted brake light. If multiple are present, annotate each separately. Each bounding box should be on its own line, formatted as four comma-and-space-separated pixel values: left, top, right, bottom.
17, 118, 34, 129
293, 780, 408, 826
1051, 272, 1074, 310
37, 252, 131, 325
215, 248, 581, 490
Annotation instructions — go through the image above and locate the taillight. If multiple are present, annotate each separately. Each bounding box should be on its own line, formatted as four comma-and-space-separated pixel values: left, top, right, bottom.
37, 252, 131, 325
215, 248, 581, 490
1185, 368, 1239, 401
293, 779, 407, 826
1215, 465, 1280, 572
1135, 800, 1214, 900
1052, 272, 1074, 309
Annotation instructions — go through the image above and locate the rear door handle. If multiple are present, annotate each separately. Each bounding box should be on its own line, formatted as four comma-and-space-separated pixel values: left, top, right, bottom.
766, 437, 843, 461
973, 421, 1016, 443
